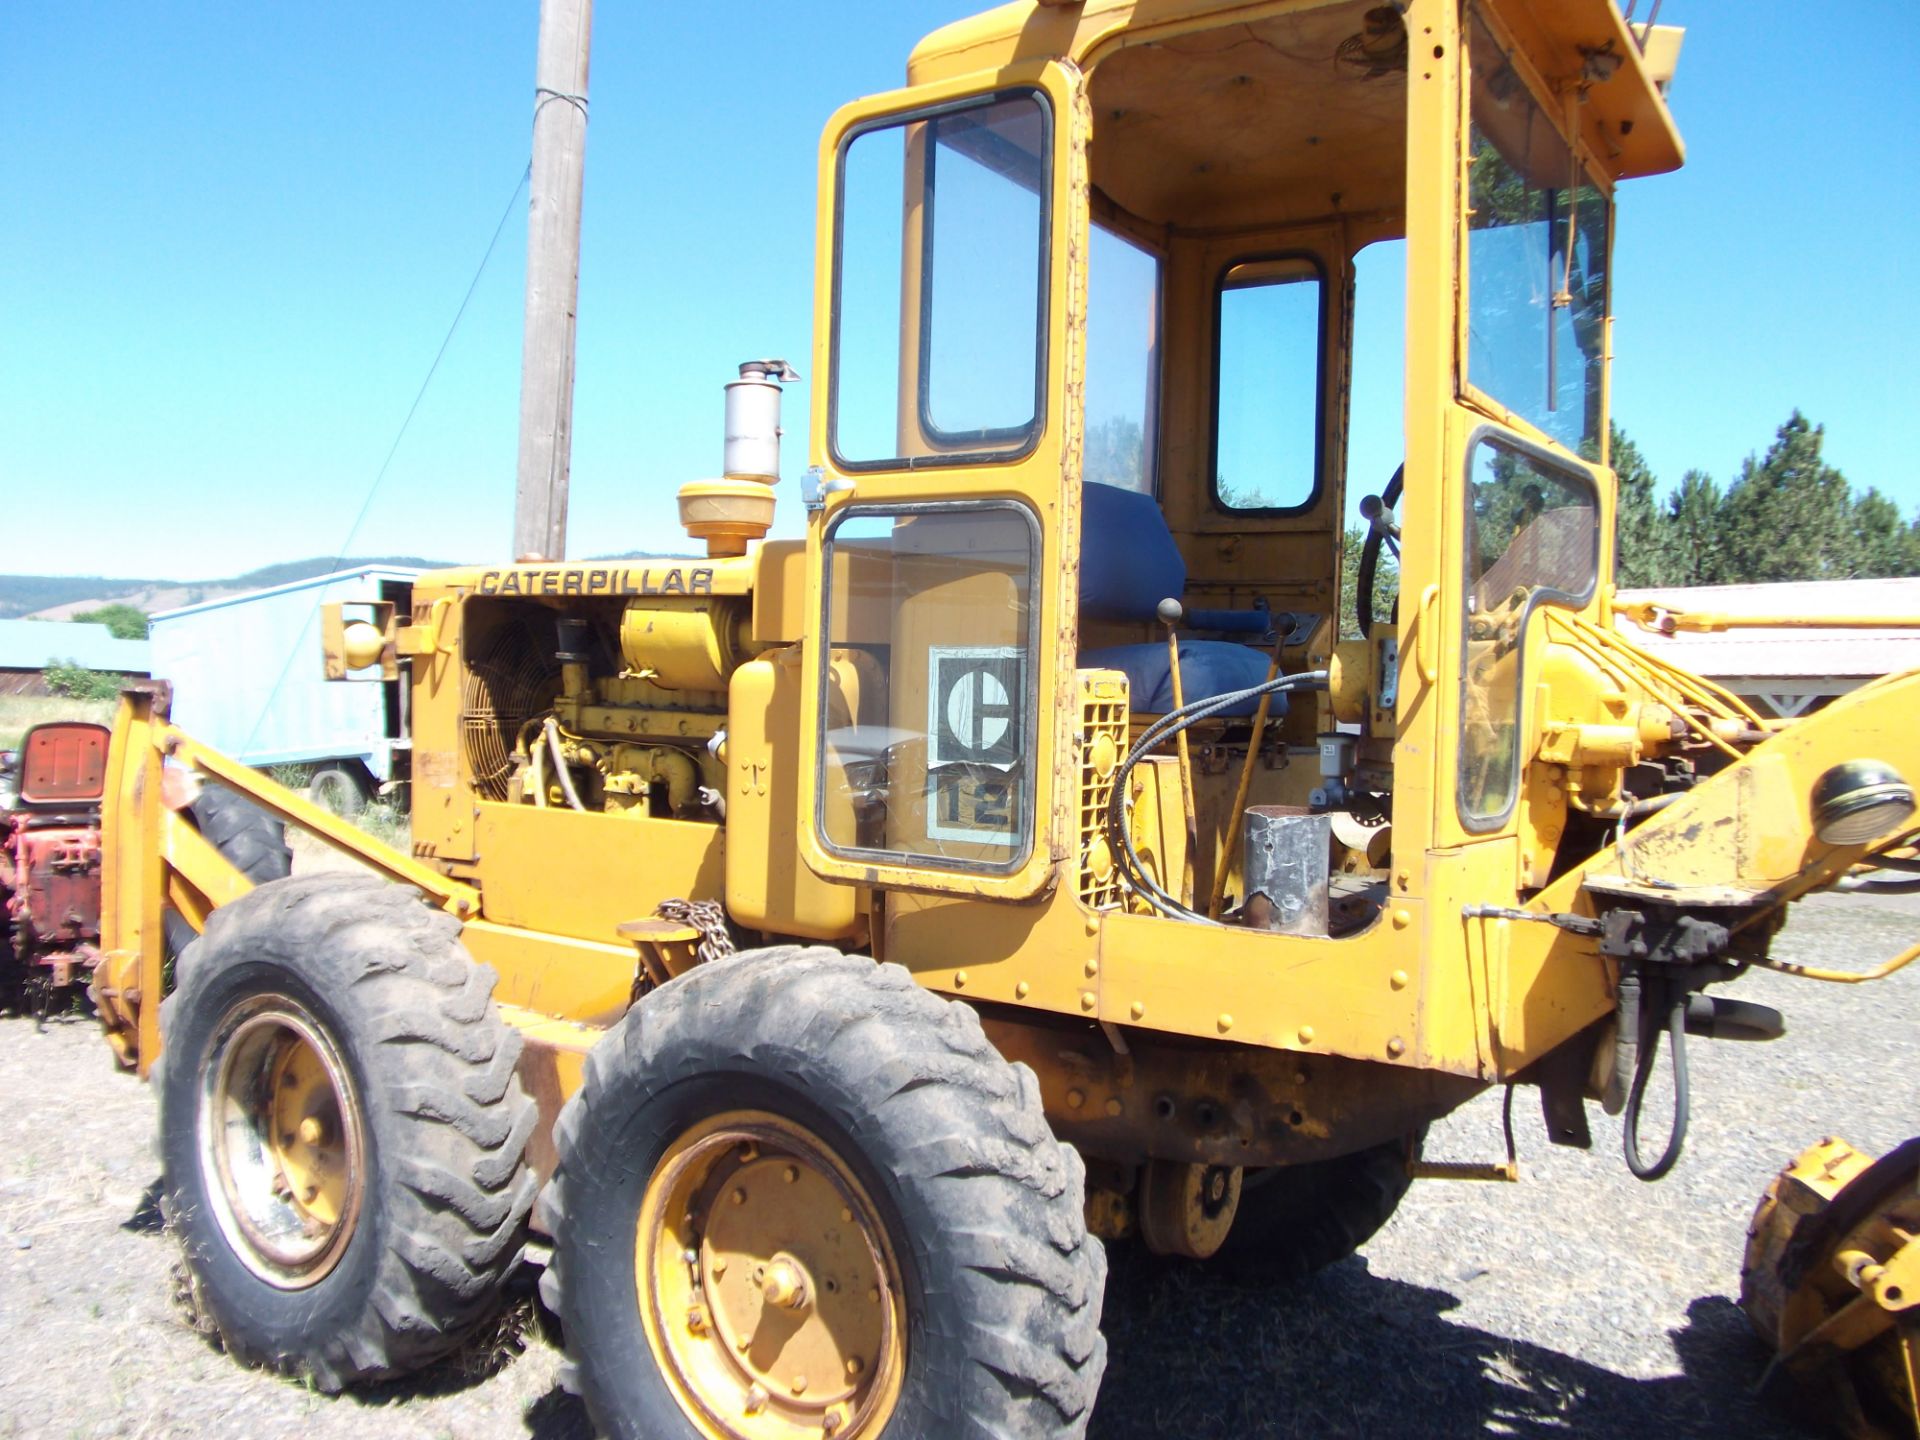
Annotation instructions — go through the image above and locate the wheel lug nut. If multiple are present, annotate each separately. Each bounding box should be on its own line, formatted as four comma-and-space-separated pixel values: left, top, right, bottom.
791, 1373, 808, 1395
845, 1356, 864, 1377
730, 1187, 747, 1206
745, 1383, 769, 1415
783, 1165, 799, 1184
297, 1116, 325, 1146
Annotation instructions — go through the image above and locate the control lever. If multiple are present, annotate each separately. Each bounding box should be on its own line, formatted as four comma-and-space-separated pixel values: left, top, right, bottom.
1158, 598, 1200, 908
1359, 492, 1401, 556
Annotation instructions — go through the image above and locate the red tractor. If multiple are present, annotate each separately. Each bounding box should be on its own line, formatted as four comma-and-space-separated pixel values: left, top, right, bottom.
0, 722, 109, 1023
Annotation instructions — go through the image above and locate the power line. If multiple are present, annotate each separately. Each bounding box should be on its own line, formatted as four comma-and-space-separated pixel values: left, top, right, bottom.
238, 159, 532, 759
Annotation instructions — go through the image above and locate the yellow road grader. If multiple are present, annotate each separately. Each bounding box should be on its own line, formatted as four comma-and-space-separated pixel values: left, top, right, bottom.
87, 2, 1917, 1435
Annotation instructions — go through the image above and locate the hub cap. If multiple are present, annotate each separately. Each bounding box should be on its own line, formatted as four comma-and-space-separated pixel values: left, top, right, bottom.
198, 996, 365, 1288
637, 1110, 907, 1439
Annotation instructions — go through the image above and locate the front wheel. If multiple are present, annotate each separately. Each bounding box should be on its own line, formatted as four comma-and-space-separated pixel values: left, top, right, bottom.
156, 874, 536, 1389
540, 947, 1107, 1439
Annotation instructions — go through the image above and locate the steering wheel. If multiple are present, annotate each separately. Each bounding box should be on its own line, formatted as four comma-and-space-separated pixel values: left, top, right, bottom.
1355, 464, 1404, 639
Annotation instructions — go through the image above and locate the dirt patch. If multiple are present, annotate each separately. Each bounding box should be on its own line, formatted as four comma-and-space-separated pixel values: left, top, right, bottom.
2, 894, 1909, 1437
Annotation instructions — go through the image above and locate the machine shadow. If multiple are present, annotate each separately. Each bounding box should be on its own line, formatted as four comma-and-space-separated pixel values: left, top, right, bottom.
120, 1198, 1817, 1439
121, 1175, 166, 1234
1089, 1248, 1815, 1439
512, 1252, 1821, 1440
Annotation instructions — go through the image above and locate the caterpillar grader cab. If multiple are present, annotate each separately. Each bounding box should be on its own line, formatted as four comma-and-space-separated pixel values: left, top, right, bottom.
86, 1, 1918, 1435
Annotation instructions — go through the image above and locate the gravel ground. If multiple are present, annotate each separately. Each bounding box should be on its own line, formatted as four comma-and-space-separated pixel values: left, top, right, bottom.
0, 891, 1911, 1439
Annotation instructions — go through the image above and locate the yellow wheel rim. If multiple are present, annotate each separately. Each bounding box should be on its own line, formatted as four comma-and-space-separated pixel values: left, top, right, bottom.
198, 995, 365, 1289
637, 1110, 908, 1439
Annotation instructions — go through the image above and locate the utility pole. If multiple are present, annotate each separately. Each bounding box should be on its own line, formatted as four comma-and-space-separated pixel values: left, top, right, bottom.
513, 0, 593, 562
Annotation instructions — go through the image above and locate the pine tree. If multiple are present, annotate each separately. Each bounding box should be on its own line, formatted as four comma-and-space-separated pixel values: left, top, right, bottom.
1716, 412, 1858, 582
1608, 424, 1667, 586
1340, 523, 1398, 639
1849, 487, 1920, 578
1663, 469, 1725, 586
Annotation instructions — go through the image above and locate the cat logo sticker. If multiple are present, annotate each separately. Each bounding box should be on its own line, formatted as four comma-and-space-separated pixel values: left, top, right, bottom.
928, 647, 1022, 770
926, 646, 1023, 846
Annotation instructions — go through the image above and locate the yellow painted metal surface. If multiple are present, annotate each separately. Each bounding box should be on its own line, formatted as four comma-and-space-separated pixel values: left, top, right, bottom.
1543, 672, 1920, 908
462, 923, 638, 1025
1743, 1137, 1920, 1435
634, 1110, 909, 1438
619, 598, 747, 693
749, 540, 808, 645
726, 650, 867, 941
495, 1003, 600, 1186
470, 802, 723, 941
96, 689, 477, 1073
1617, 599, 1920, 633
909, 1, 1684, 188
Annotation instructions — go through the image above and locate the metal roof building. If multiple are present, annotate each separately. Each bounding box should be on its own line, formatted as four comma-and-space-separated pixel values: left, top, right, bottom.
0, 619, 151, 695
1614, 578, 1920, 718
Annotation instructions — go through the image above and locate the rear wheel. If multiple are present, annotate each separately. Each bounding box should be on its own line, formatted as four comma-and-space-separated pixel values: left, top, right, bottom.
161, 785, 291, 959
1201, 1132, 1421, 1282
540, 946, 1107, 1440
155, 873, 536, 1388
308, 766, 368, 818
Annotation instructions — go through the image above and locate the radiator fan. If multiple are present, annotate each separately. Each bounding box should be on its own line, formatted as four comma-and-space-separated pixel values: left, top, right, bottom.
461, 619, 562, 801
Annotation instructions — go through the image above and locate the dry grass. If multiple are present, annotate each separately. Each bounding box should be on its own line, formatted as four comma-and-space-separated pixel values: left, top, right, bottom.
286, 802, 412, 877
0, 693, 115, 750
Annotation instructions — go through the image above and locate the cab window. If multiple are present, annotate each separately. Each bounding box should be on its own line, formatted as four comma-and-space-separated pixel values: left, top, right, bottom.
832, 91, 1051, 468
1212, 258, 1325, 513
1084, 222, 1161, 494
1458, 435, 1599, 825
816, 503, 1039, 873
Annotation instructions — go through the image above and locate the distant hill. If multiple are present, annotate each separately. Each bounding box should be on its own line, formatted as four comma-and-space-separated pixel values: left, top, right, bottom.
1, 556, 455, 620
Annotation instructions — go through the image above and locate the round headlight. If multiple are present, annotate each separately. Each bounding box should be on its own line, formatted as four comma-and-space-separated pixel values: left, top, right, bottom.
1812, 759, 1916, 846
340, 621, 386, 671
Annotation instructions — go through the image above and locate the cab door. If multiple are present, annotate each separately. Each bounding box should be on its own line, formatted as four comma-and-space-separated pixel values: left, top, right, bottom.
796, 61, 1087, 902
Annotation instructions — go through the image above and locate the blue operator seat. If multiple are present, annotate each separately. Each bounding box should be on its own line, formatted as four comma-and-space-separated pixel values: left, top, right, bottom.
1077, 482, 1282, 718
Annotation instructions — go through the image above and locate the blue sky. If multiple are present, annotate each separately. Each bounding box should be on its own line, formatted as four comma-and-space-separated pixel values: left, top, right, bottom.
3, 3, 1915, 580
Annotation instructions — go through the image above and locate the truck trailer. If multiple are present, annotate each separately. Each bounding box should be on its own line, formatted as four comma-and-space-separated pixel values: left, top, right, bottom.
148, 566, 418, 813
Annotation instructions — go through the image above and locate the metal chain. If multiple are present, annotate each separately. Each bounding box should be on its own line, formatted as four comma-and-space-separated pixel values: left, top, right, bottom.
656, 897, 735, 965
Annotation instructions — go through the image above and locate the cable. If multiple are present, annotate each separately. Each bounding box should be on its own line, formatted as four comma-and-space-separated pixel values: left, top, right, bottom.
1622, 993, 1690, 1181
543, 718, 586, 812
1104, 670, 1329, 923
236, 159, 534, 759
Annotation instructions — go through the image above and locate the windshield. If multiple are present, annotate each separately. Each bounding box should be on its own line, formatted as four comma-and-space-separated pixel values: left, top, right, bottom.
1465, 8, 1610, 454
